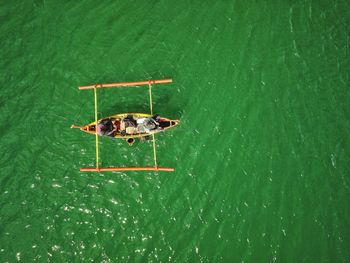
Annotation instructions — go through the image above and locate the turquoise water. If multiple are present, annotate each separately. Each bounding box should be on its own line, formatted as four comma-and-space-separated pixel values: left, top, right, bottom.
1, 0, 350, 262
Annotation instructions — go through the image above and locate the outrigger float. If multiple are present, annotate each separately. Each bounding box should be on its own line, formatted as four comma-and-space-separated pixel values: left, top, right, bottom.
71, 79, 179, 172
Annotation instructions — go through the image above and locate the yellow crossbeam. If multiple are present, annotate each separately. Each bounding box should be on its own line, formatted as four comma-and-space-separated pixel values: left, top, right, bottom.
148, 83, 153, 115
94, 88, 99, 169
149, 84, 157, 168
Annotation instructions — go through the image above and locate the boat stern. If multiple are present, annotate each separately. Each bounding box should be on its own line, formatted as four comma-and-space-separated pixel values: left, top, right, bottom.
170, 119, 180, 127
159, 118, 180, 130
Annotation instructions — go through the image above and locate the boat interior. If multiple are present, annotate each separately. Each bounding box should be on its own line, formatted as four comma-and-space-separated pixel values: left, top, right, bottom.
82, 115, 178, 137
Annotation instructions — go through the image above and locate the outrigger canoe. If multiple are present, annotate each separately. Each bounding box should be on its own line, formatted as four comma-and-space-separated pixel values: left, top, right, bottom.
71, 78, 179, 173
72, 113, 179, 143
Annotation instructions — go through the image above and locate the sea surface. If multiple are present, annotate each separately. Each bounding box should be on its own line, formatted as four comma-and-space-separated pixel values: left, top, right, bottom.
1, 0, 350, 262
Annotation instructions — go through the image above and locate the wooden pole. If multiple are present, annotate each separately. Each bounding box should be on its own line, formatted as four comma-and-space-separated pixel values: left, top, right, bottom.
70, 125, 83, 129
79, 79, 172, 90
80, 167, 174, 172
152, 134, 157, 168
148, 83, 158, 168
94, 88, 99, 169
148, 83, 153, 115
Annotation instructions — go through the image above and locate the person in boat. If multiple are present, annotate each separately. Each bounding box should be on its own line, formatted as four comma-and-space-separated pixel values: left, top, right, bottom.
106, 119, 120, 136
97, 119, 112, 135
137, 114, 162, 133
151, 114, 161, 125
120, 116, 137, 136
97, 118, 119, 136
124, 115, 137, 127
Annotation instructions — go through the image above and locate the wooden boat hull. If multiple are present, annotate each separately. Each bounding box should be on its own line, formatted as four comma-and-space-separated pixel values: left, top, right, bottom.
74, 113, 179, 139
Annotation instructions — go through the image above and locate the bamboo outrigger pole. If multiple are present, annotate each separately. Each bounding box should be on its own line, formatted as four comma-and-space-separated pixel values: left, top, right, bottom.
81, 167, 174, 172
79, 79, 172, 90
94, 88, 99, 169
149, 83, 158, 168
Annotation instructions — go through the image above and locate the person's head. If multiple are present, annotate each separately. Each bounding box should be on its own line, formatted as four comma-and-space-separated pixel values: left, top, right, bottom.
153, 114, 160, 121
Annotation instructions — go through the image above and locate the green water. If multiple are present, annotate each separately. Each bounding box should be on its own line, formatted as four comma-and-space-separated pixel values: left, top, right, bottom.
1, 0, 350, 262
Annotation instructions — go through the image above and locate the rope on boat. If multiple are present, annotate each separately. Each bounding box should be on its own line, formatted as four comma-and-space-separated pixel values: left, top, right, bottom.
94, 87, 99, 169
